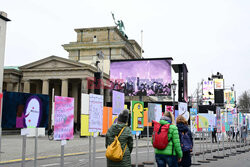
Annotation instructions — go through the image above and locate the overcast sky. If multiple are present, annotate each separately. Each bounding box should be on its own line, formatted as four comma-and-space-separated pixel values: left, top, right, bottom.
1, 0, 250, 99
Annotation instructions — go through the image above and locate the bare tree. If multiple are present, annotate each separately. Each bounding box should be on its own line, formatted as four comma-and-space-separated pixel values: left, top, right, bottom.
238, 90, 250, 113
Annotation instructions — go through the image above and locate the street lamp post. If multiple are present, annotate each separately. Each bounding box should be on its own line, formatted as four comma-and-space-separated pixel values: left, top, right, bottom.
171, 80, 177, 116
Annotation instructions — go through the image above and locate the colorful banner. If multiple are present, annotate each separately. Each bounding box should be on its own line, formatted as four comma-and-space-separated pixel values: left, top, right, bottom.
165, 105, 173, 113
81, 94, 89, 114
89, 94, 103, 132
175, 110, 179, 121
224, 90, 235, 108
2, 92, 49, 128
221, 111, 226, 133
214, 79, 224, 89
178, 102, 189, 121
248, 115, 250, 130
199, 114, 211, 128
238, 112, 243, 127
54, 96, 74, 140
131, 101, 144, 131
227, 111, 233, 125
81, 115, 94, 136
190, 108, 197, 133
112, 90, 124, 115
112, 115, 118, 124
143, 108, 152, 126
202, 80, 214, 105
102, 107, 112, 135
148, 103, 162, 122
216, 107, 221, 133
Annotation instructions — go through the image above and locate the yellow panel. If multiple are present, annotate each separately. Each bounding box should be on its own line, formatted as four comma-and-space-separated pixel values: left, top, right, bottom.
81, 115, 94, 136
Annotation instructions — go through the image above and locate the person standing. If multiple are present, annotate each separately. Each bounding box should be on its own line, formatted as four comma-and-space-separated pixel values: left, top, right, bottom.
176, 115, 193, 167
105, 109, 133, 167
153, 112, 183, 167
212, 127, 217, 143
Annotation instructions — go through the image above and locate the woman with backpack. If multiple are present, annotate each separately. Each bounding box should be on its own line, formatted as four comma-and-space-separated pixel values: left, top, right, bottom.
153, 112, 183, 167
176, 115, 193, 167
105, 109, 133, 167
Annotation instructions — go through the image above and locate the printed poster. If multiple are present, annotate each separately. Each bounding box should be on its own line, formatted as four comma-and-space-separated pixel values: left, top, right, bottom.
143, 108, 152, 127
89, 94, 103, 132
131, 101, 144, 131
216, 107, 221, 133
190, 108, 197, 133
221, 111, 226, 133
224, 90, 235, 109
248, 115, 250, 130
81, 115, 94, 136
81, 94, 89, 114
148, 103, 162, 122
198, 114, 210, 128
102, 107, 112, 135
175, 110, 179, 121
178, 102, 189, 121
54, 96, 74, 140
112, 90, 124, 115
112, 115, 118, 124
227, 111, 233, 125
2, 92, 49, 129
165, 105, 173, 113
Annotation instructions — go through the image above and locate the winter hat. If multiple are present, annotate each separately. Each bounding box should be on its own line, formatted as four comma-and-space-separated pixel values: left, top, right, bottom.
118, 109, 129, 123
160, 116, 172, 123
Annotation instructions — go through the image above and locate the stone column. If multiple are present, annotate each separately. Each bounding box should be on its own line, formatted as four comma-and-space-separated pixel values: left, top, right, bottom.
61, 79, 68, 97
6, 82, 13, 92
81, 78, 88, 94
72, 83, 78, 123
14, 83, 19, 92
42, 79, 49, 95
23, 80, 30, 93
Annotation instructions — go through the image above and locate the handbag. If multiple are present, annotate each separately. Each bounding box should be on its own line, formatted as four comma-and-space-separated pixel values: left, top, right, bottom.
105, 126, 127, 162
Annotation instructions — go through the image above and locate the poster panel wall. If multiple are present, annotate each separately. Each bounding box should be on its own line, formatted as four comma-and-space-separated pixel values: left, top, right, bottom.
178, 102, 189, 121
224, 90, 235, 108
80, 115, 94, 136
198, 114, 210, 128
143, 108, 152, 127
2, 92, 49, 128
202, 80, 214, 105
89, 94, 103, 133
102, 107, 112, 135
112, 90, 124, 115
165, 105, 173, 113
216, 107, 221, 133
190, 108, 197, 133
131, 101, 144, 131
221, 110, 226, 133
110, 59, 172, 96
148, 103, 162, 122
248, 115, 250, 130
54, 96, 74, 140
81, 93, 89, 114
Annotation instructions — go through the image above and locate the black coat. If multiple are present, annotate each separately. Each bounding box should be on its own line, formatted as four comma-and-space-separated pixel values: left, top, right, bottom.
177, 123, 192, 167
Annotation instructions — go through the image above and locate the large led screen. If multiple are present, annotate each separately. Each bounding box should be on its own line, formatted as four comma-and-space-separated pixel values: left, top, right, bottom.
110, 59, 172, 96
